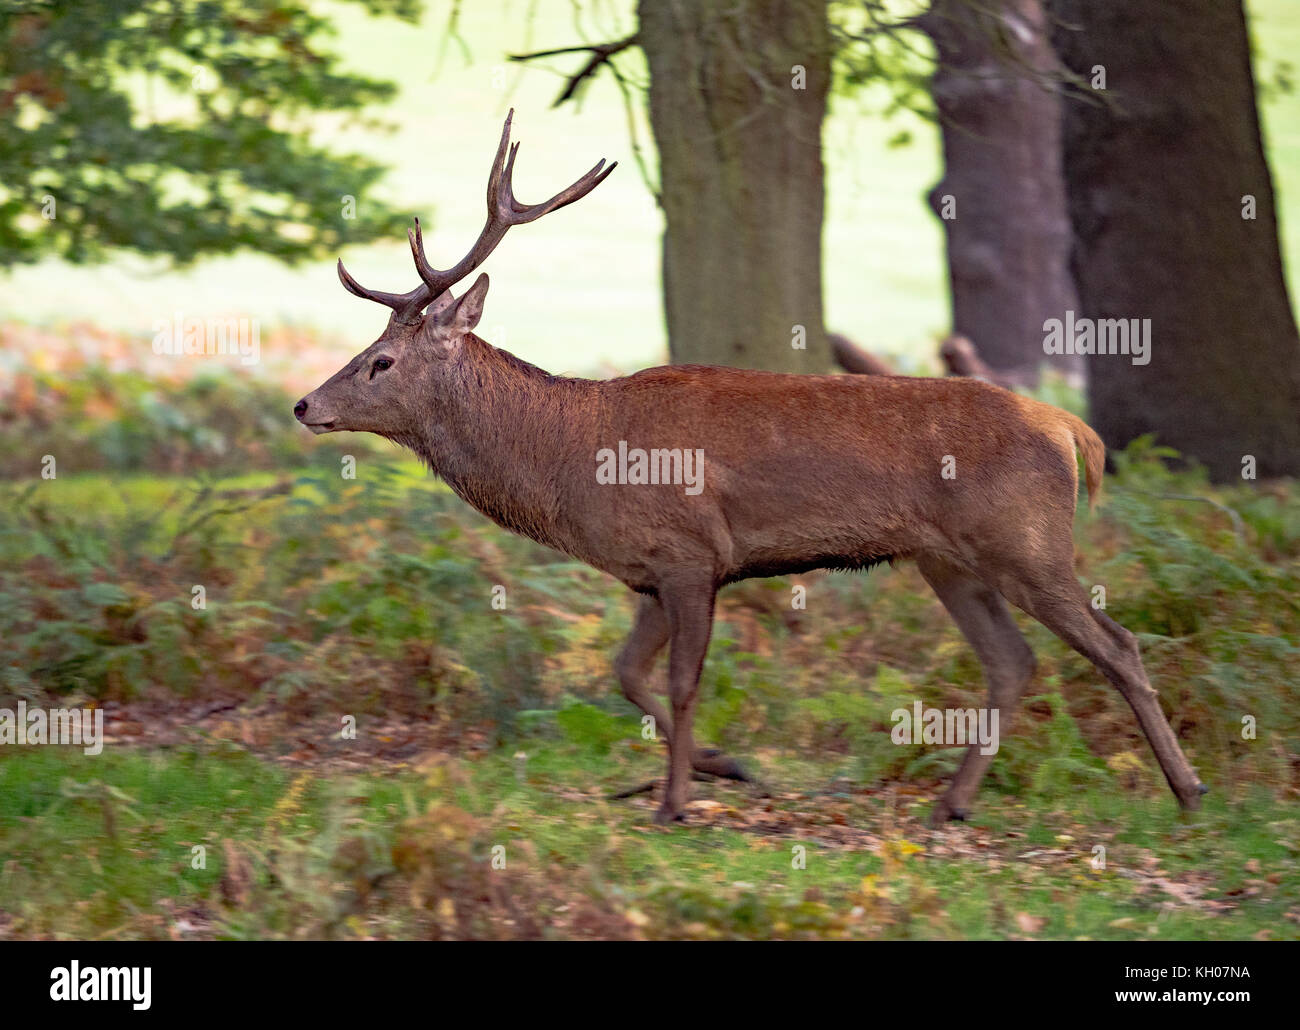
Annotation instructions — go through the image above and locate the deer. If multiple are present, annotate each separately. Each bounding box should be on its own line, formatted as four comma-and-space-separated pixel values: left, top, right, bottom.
295, 112, 1207, 827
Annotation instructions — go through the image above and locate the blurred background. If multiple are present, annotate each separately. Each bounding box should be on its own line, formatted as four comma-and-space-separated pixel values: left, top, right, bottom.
0, 1, 1297, 941
5, 0, 1291, 376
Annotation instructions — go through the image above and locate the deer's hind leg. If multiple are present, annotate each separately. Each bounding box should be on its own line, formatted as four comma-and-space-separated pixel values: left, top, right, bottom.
917, 555, 1038, 826
989, 555, 1206, 809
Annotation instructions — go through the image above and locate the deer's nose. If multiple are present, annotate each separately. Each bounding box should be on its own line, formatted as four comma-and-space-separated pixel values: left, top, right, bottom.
294, 399, 308, 420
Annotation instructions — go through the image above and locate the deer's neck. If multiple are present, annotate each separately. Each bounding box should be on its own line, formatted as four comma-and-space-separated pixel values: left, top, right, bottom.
402, 336, 596, 547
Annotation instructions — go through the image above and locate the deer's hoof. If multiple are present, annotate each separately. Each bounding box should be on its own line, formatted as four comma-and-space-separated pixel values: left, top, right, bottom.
652, 805, 686, 827
928, 800, 968, 828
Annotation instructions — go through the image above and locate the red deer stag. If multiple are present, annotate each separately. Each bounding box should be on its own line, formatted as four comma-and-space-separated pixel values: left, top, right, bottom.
296, 113, 1206, 826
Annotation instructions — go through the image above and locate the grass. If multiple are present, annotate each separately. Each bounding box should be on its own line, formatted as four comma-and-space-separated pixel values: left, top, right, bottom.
2, 739, 1296, 940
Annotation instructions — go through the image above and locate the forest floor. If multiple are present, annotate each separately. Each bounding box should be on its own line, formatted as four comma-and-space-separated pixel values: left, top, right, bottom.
2, 725, 1297, 940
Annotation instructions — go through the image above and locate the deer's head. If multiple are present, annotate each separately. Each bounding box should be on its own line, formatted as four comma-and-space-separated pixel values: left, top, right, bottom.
294, 111, 614, 439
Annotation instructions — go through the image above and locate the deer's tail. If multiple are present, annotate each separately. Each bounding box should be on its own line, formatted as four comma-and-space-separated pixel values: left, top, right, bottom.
1061, 411, 1106, 509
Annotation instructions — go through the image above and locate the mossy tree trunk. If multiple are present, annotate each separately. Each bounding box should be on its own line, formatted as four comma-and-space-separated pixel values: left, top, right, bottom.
921, 0, 1080, 383
1050, 0, 1300, 480
638, 0, 832, 372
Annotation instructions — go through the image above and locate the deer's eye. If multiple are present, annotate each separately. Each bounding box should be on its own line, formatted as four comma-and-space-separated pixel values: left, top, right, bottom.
370, 357, 393, 378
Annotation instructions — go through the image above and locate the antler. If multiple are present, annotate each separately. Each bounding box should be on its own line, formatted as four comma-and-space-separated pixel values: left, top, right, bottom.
408, 109, 615, 299
336, 261, 431, 323
336, 110, 616, 324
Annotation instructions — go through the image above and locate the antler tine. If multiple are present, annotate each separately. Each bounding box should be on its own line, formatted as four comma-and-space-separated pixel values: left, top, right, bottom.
485, 110, 515, 211
494, 126, 616, 223
337, 259, 430, 321
408, 109, 616, 299
505, 157, 616, 223
406, 218, 432, 286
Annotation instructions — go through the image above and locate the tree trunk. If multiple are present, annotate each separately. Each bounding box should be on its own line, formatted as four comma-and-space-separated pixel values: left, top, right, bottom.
1050, 0, 1300, 480
637, 0, 831, 372
921, 0, 1079, 383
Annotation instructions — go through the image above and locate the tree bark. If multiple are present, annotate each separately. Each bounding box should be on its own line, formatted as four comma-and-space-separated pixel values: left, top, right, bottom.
637, 0, 831, 372
1050, 0, 1300, 480
921, 0, 1079, 383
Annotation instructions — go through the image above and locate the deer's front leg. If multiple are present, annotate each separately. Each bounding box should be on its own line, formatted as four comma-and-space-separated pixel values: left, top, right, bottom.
615, 594, 672, 738
655, 580, 716, 825
616, 592, 750, 790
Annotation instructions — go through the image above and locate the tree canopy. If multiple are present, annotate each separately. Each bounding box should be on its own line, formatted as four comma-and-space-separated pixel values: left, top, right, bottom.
0, 0, 423, 268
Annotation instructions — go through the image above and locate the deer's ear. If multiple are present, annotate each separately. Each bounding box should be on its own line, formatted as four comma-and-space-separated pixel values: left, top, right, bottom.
449, 273, 489, 331
418, 275, 489, 357
427, 288, 457, 323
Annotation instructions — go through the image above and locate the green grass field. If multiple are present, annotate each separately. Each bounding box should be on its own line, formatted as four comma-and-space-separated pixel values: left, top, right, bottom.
3, 741, 1296, 940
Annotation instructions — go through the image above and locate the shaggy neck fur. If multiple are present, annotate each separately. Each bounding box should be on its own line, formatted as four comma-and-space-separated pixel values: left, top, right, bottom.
397, 334, 598, 549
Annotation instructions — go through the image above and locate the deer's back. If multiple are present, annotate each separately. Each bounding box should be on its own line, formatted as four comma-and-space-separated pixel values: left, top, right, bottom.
559, 366, 1079, 590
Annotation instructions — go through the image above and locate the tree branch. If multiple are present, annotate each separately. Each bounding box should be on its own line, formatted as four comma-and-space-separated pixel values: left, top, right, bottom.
509, 34, 640, 108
